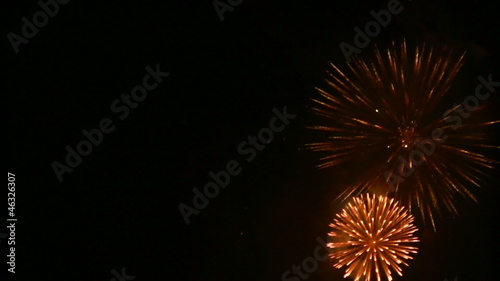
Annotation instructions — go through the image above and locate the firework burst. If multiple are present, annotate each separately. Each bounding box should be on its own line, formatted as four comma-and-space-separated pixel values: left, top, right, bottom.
309, 40, 499, 227
328, 194, 419, 281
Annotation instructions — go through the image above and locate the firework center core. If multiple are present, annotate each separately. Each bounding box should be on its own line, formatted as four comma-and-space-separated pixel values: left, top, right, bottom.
398, 123, 420, 149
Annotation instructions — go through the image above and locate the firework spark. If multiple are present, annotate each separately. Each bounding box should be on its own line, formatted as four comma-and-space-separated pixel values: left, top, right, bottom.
328, 194, 419, 281
309, 40, 499, 227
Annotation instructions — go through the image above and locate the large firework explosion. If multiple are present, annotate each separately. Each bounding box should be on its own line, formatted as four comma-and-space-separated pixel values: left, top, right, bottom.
308, 40, 499, 227
328, 194, 419, 281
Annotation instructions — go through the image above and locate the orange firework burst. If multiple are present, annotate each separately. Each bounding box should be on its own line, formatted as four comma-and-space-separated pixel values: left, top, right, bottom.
328, 194, 419, 281
309, 40, 499, 227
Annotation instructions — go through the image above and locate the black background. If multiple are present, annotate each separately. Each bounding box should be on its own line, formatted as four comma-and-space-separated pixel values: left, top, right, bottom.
3, 0, 500, 280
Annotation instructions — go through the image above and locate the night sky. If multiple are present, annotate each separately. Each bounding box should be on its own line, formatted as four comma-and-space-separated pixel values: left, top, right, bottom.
3, 0, 500, 280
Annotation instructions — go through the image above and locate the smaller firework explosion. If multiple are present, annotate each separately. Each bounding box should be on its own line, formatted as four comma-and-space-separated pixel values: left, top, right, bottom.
328, 194, 419, 281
